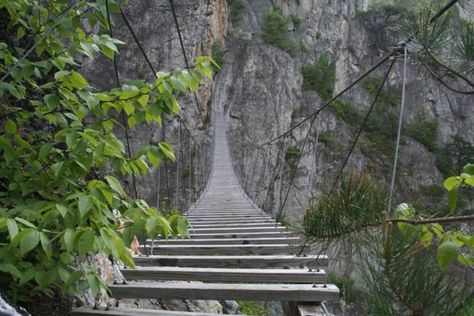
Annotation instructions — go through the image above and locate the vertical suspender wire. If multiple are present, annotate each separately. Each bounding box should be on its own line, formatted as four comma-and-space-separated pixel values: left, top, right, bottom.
277, 134, 288, 219
308, 114, 321, 199
168, 0, 203, 119
329, 57, 395, 194
162, 124, 172, 210
248, 148, 261, 198
175, 118, 182, 209
106, 0, 144, 255
388, 44, 408, 214
276, 117, 316, 222
263, 137, 285, 215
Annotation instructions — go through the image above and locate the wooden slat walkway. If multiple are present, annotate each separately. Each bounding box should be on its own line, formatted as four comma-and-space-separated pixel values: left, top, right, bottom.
73, 114, 337, 316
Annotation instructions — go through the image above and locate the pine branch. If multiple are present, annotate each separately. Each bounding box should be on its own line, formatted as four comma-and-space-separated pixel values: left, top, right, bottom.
388, 215, 474, 225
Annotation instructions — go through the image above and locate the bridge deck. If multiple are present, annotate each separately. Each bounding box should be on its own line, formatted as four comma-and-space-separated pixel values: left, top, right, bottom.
73, 115, 337, 316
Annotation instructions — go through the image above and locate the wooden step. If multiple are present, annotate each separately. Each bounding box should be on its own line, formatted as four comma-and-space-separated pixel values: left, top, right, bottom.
110, 282, 340, 302
187, 219, 275, 225
146, 237, 301, 245
134, 255, 328, 268
188, 231, 295, 239
189, 222, 282, 228
187, 215, 272, 219
140, 244, 295, 255
189, 227, 286, 234
122, 267, 326, 283
72, 306, 235, 316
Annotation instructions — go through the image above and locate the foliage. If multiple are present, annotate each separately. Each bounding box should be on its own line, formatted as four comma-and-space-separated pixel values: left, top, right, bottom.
420, 184, 445, 202
401, 0, 474, 94
406, 113, 439, 152
290, 14, 301, 26
302, 56, 335, 101
211, 41, 224, 71
0, 0, 214, 304
237, 301, 271, 316
327, 272, 356, 305
284, 145, 299, 169
357, 1, 413, 49
302, 172, 387, 241
436, 135, 474, 177
261, 6, 296, 56
227, 0, 244, 24
361, 222, 469, 315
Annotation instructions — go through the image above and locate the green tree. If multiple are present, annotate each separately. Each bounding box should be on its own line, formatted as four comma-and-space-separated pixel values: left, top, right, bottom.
0, 0, 215, 306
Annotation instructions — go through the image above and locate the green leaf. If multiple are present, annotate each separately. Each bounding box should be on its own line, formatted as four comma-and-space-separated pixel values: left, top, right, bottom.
69, 71, 88, 89
78, 196, 93, 218
20, 229, 40, 255
7, 218, 19, 239
159, 142, 176, 161
77, 230, 95, 256
447, 188, 458, 214
44, 94, 60, 109
120, 250, 136, 268
0, 263, 22, 278
56, 204, 68, 218
50, 162, 64, 177
105, 175, 126, 198
457, 254, 474, 267
463, 163, 474, 175
86, 273, 101, 297
60, 252, 75, 264
437, 240, 459, 269
63, 229, 75, 252
40, 233, 53, 259
15, 217, 36, 228
38, 143, 52, 159
4, 119, 17, 133
443, 176, 459, 191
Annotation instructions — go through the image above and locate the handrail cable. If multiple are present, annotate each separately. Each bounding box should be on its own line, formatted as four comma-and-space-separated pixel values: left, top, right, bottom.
257, 52, 395, 148
329, 57, 396, 195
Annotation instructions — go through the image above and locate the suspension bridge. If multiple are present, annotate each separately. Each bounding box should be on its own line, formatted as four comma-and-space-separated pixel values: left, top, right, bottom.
73, 113, 339, 315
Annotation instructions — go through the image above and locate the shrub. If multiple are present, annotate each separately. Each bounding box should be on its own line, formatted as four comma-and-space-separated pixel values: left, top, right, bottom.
302, 56, 335, 100
211, 41, 224, 71
406, 114, 439, 152
435, 135, 474, 176
227, 0, 244, 24
261, 6, 296, 56
237, 301, 271, 316
302, 172, 387, 240
285, 145, 300, 169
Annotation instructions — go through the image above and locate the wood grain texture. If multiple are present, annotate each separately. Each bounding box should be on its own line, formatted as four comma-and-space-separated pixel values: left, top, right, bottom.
133, 255, 329, 268
72, 306, 233, 316
140, 244, 295, 255
121, 267, 326, 283
146, 237, 301, 245
110, 282, 340, 302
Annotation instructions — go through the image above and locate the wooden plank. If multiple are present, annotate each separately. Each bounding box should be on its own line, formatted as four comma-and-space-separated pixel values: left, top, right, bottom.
189, 227, 286, 234
146, 237, 301, 245
189, 222, 282, 228
72, 306, 233, 316
187, 219, 275, 225
133, 255, 328, 268
141, 244, 295, 255
187, 215, 272, 219
110, 282, 340, 302
188, 231, 295, 239
121, 267, 326, 283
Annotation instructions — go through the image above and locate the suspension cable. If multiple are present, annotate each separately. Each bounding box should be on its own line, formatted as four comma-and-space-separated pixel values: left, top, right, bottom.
167, 0, 204, 117
106, 0, 138, 199
119, 6, 156, 74
329, 57, 396, 195
257, 51, 395, 148
0, 2, 78, 83
388, 44, 408, 214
